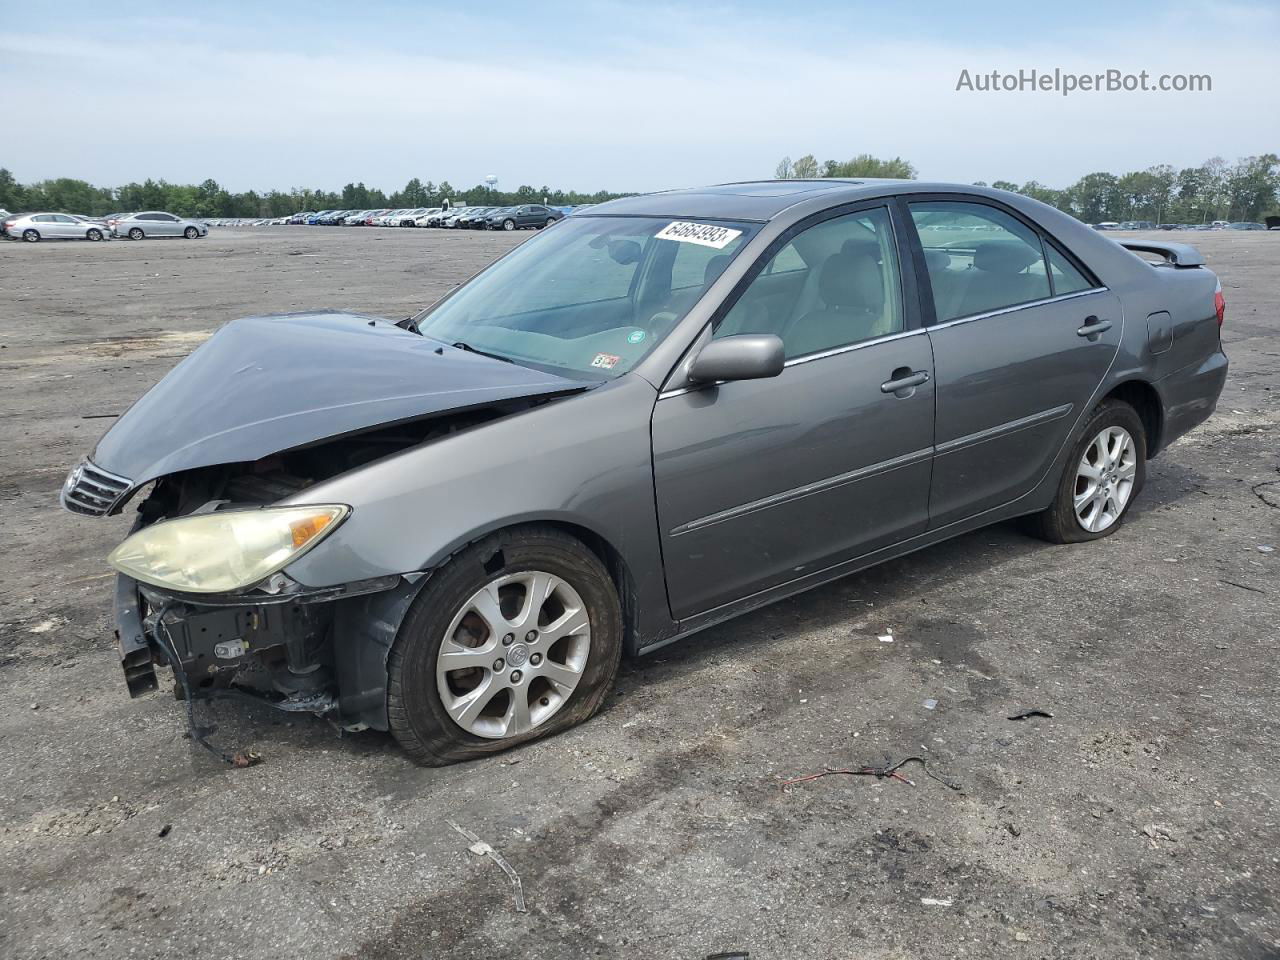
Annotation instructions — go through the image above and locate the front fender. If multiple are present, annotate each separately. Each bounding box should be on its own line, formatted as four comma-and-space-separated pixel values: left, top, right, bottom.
282, 374, 676, 646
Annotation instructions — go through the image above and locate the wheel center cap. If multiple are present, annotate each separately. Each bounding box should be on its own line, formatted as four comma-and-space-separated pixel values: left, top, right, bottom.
507, 643, 530, 667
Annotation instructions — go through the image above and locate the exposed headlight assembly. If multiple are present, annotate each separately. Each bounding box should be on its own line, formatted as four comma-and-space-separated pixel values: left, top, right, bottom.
107, 505, 349, 594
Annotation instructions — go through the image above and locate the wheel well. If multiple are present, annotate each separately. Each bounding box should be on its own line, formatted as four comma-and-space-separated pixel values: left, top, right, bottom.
1104, 381, 1163, 457
466, 520, 641, 652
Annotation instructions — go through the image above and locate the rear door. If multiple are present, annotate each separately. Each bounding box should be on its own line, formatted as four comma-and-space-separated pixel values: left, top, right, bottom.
652, 203, 935, 618
905, 197, 1122, 526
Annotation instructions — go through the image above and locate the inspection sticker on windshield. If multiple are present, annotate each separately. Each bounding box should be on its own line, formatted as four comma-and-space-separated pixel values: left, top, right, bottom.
655, 221, 743, 249
591, 352, 622, 370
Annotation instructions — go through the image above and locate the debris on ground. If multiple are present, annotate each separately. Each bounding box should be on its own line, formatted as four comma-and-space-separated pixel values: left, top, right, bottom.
923, 698, 938, 710
232, 752, 262, 768
783, 755, 961, 791
1008, 709, 1054, 721
921, 897, 953, 907
1219, 579, 1266, 594
157, 824, 172, 838
1142, 823, 1177, 842
447, 820, 527, 913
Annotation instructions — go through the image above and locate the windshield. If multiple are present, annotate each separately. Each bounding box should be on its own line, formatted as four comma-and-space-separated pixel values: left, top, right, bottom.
415, 215, 757, 379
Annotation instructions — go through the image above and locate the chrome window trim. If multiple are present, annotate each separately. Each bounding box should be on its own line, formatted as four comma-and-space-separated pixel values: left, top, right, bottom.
928, 287, 1109, 331
657, 328, 929, 399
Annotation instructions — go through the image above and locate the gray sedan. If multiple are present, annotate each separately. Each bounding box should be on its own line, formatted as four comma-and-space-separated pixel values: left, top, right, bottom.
109, 211, 208, 240
2, 212, 110, 242
61, 180, 1228, 765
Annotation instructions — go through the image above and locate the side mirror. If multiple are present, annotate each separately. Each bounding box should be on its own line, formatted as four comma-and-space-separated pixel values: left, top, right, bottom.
688, 334, 785, 384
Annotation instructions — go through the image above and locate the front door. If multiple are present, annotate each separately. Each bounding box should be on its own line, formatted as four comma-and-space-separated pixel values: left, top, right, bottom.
906, 198, 1123, 526
652, 204, 935, 619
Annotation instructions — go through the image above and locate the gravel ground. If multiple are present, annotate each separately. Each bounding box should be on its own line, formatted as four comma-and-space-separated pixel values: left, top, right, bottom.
0, 225, 1276, 960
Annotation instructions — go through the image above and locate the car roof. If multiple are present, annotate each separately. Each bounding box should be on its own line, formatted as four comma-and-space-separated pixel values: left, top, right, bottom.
582, 179, 919, 221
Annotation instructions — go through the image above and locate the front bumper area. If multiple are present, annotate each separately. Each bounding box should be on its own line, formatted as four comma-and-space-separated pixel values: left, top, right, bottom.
113, 571, 426, 731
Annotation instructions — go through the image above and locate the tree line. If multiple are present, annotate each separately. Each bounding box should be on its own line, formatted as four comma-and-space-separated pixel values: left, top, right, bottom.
3, 153, 1277, 223
774, 152, 1280, 223
0, 169, 631, 219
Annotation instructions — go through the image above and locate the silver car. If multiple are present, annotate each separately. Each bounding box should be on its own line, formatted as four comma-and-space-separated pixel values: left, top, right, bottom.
109, 211, 208, 240
2, 212, 110, 242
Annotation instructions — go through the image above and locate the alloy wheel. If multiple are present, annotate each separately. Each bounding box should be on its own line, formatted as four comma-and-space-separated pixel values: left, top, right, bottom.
435, 570, 591, 739
1074, 425, 1137, 533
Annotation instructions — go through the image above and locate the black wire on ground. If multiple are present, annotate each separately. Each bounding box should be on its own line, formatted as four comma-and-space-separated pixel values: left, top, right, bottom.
150, 601, 247, 767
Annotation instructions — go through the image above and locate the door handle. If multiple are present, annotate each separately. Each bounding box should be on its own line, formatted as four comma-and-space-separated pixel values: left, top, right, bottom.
1077, 316, 1113, 338
880, 369, 930, 394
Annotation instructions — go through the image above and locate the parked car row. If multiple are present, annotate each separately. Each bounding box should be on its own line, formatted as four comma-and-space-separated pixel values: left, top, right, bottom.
264, 204, 573, 229
1093, 220, 1274, 231
2, 210, 208, 242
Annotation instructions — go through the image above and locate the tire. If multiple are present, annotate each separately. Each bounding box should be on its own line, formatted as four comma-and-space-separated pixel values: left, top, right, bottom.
1025, 399, 1146, 543
128, 227, 144, 241
86, 228, 103, 241
183, 226, 199, 239
502, 218, 515, 231
387, 525, 623, 765
22, 229, 39, 242
545, 217, 556, 228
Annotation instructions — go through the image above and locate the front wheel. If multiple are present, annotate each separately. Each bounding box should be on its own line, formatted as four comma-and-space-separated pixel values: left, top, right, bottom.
387, 526, 623, 765
128, 227, 144, 240
1026, 399, 1146, 543
86, 228, 104, 241
22, 229, 40, 242
183, 226, 199, 239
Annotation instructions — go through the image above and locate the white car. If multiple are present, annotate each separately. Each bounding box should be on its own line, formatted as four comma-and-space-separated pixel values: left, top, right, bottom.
412, 207, 444, 226
3, 211, 111, 242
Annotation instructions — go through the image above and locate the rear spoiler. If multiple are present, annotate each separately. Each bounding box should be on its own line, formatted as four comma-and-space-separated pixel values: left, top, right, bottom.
1118, 240, 1205, 268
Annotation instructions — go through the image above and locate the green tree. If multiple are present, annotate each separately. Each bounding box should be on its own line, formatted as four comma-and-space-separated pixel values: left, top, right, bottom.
791, 154, 819, 179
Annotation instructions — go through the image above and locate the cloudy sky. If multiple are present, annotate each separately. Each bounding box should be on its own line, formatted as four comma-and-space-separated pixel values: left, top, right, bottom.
2, 1, 1277, 194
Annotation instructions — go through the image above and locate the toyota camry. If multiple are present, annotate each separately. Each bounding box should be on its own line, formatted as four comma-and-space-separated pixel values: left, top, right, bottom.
60, 179, 1228, 764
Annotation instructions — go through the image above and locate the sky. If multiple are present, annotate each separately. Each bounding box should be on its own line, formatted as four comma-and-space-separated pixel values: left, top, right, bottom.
2, 0, 1277, 195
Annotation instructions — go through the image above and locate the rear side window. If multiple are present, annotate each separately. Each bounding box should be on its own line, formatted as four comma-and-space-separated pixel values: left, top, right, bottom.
909, 201, 1051, 322
1047, 244, 1093, 295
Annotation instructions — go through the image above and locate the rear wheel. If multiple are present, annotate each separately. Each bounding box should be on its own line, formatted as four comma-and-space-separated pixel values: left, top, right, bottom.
502, 218, 516, 231
86, 228, 103, 241
22, 229, 39, 242
128, 227, 144, 240
387, 526, 622, 765
183, 226, 199, 239
544, 217, 556, 228
1026, 399, 1146, 543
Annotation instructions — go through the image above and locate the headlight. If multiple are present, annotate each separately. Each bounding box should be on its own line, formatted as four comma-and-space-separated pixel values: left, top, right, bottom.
107, 505, 349, 594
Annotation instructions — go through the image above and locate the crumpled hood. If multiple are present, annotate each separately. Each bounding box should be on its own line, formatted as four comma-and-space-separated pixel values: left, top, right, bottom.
92, 311, 585, 483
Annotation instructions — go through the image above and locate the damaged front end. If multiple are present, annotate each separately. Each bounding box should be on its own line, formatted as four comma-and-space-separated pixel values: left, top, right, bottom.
62, 311, 591, 736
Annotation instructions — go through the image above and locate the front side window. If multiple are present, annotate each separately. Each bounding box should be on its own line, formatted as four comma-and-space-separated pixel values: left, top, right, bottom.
714, 206, 903, 359
416, 216, 756, 379
909, 200, 1051, 322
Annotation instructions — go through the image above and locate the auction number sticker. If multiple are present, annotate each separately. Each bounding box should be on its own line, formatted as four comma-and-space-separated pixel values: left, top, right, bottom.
591, 352, 622, 369
655, 221, 743, 249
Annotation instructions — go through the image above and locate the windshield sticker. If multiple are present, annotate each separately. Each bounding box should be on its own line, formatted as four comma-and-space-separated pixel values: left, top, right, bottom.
591, 352, 622, 370
655, 221, 743, 249
627, 329, 647, 344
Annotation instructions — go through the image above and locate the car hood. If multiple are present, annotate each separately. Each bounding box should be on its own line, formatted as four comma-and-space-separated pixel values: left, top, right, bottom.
92, 311, 588, 483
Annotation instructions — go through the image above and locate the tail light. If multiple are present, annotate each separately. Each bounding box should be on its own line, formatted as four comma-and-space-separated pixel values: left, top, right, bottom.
1214, 280, 1226, 327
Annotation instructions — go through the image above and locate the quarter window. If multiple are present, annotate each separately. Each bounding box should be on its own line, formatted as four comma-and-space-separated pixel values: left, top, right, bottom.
714, 207, 903, 359
1047, 244, 1093, 295
909, 201, 1051, 322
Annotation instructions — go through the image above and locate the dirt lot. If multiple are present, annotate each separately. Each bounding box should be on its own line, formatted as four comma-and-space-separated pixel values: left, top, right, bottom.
0, 225, 1277, 960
